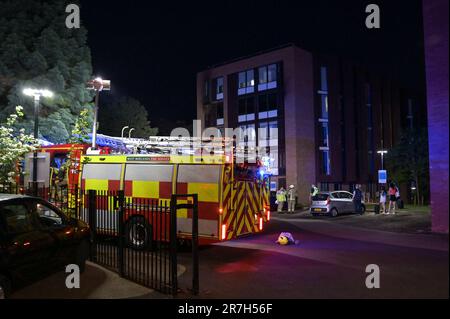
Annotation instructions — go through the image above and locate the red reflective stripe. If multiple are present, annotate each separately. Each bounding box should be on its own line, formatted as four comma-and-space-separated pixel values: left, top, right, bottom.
159, 181, 172, 198
108, 180, 120, 191
177, 182, 188, 194
188, 202, 219, 220
124, 181, 133, 197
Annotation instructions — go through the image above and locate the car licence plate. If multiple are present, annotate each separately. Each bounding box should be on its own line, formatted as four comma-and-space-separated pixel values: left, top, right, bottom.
314, 208, 322, 212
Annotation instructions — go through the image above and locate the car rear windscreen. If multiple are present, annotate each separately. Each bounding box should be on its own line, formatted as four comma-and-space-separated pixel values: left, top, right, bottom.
312, 193, 329, 201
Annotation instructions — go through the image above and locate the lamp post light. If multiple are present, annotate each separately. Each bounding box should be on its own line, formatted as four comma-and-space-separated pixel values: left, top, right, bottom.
87, 77, 111, 150
129, 128, 135, 138
23, 88, 54, 194
377, 150, 388, 170
121, 126, 129, 138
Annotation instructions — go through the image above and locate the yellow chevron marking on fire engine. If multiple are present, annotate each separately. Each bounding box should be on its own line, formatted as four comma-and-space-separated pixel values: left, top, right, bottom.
187, 183, 219, 202
237, 215, 245, 235
84, 179, 108, 191
132, 181, 159, 198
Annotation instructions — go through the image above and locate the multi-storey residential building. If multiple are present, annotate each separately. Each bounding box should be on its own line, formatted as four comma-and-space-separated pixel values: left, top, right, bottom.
197, 44, 413, 205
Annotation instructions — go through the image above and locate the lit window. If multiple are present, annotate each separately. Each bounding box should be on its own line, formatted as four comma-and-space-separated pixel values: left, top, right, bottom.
321, 123, 329, 147
238, 70, 255, 95
258, 121, 279, 176
258, 64, 278, 91
216, 77, 224, 100
322, 150, 331, 175
320, 95, 328, 119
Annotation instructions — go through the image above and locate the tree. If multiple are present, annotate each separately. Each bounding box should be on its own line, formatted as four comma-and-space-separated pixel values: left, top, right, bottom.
98, 97, 158, 138
0, 106, 38, 185
0, 0, 94, 143
385, 127, 430, 205
68, 108, 92, 144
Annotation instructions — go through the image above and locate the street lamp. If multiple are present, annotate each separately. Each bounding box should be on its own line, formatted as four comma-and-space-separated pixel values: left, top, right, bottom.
87, 77, 111, 150
377, 150, 388, 170
129, 128, 135, 138
23, 88, 54, 194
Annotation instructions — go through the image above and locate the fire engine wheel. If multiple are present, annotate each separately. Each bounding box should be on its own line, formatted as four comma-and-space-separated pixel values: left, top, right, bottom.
125, 216, 153, 251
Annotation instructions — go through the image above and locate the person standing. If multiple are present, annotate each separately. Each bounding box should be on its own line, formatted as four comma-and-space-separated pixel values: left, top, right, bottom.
310, 184, 319, 201
388, 182, 397, 214
379, 186, 387, 214
352, 184, 363, 214
276, 187, 287, 213
287, 185, 297, 214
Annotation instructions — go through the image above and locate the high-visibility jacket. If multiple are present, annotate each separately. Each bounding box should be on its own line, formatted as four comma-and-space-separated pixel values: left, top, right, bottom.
276, 190, 287, 202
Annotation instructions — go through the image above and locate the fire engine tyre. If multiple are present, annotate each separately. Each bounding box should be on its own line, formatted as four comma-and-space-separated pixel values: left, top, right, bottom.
0, 275, 11, 299
330, 208, 339, 217
125, 216, 153, 251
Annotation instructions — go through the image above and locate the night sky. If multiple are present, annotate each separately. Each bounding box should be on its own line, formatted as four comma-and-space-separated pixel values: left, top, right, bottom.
80, 0, 425, 130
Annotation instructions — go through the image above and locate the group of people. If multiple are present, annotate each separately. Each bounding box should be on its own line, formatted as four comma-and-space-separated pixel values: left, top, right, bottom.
378, 182, 400, 215
275, 185, 297, 214
275, 182, 401, 215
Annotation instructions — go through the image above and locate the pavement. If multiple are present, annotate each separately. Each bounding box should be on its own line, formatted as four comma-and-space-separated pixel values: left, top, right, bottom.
11, 262, 166, 299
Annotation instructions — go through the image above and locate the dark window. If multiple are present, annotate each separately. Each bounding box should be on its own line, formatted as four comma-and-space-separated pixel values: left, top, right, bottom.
1, 203, 36, 234
204, 80, 210, 98
217, 103, 224, 119
312, 193, 329, 201
238, 97, 256, 122
320, 66, 328, 92
268, 93, 277, 111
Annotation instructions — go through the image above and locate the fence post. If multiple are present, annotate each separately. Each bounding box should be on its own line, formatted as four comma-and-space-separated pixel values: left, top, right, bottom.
192, 194, 199, 295
170, 195, 178, 296
117, 190, 125, 277
88, 190, 97, 260
74, 184, 79, 219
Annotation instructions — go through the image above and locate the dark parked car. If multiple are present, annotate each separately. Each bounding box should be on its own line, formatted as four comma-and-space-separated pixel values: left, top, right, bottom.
0, 194, 90, 298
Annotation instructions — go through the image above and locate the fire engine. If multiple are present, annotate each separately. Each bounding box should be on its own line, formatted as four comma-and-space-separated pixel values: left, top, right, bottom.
79, 136, 272, 244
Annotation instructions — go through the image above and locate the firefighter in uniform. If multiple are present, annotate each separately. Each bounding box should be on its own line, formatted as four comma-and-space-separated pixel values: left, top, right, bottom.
49, 166, 58, 201
276, 187, 287, 213
287, 185, 297, 213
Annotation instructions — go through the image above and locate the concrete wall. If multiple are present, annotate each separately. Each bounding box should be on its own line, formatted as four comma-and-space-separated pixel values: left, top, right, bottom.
423, 0, 449, 233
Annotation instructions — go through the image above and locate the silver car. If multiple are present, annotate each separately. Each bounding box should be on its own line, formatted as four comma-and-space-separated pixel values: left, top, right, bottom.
310, 191, 366, 217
